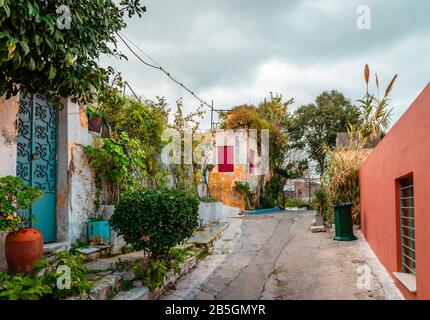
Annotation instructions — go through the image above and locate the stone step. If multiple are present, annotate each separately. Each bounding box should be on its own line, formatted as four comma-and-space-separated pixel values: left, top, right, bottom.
77, 245, 112, 262
74, 223, 229, 300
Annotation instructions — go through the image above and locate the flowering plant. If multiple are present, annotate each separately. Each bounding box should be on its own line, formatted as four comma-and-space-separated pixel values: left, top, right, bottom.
0, 176, 42, 232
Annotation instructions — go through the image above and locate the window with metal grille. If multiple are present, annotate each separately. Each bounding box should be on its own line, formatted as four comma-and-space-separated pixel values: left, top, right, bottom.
399, 177, 416, 275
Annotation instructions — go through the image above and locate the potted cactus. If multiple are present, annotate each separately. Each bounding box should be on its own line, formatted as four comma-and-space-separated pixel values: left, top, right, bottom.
0, 176, 43, 273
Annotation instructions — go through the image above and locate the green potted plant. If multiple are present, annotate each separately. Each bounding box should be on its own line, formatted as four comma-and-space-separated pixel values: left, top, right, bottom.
86, 104, 104, 133
0, 176, 43, 273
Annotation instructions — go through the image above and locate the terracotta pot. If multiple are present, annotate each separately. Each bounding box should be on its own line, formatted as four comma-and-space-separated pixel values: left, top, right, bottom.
5, 228, 44, 274
88, 116, 103, 133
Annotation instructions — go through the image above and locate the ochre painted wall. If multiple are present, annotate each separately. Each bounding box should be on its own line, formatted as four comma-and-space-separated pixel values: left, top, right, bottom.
209, 164, 248, 211
359, 82, 430, 299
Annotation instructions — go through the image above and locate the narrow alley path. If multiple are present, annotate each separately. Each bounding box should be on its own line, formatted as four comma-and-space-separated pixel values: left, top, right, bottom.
161, 210, 402, 300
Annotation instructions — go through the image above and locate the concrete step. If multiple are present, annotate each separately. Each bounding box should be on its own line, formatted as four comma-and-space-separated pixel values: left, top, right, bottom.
76, 245, 112, 262
72, 223, 229, 300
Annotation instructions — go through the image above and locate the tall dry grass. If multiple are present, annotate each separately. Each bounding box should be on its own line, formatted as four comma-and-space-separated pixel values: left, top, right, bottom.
323, 144, 370, 224
322, 65, 396, 225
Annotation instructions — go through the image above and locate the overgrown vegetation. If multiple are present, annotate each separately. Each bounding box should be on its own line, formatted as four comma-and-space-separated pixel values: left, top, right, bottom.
84, 83, 169, 206
233, 181, 251, 209
284, 198, 308, 209
114, 247, 192, 291
0, 251, 91, 300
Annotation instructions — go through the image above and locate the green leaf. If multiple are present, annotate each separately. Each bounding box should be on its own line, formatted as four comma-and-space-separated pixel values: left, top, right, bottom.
19, 41, 30, 55
6, 38, 17, 54
48, 65, 56, 80
34, 34, 42, 46
45, 37, 54, 50
0, 0, 4, 7
28, 57, 35, 71
3, 3, 10, 17
0, 31, 7, 39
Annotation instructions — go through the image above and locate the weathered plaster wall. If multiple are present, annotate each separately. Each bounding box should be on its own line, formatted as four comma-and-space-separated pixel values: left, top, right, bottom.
57, 99, 96, 243
0, 96, 18, 177
68, 144, 97, 242
0, 96, 19, 271
209, 164, 247, 211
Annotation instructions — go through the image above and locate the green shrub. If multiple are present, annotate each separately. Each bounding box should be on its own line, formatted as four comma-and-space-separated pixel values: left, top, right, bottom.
0, 251, 91, 300
234, 181, 252, 209
284, 198, 308, 208
110, 188, 199, 259
0, 176, 42, 232
201, 196, 217, 203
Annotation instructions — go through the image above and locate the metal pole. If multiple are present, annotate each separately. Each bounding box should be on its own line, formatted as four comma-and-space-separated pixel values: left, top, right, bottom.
210, 100, 214, 131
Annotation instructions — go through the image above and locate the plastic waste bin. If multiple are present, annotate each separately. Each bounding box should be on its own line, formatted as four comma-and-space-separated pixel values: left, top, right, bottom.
332, 203, 357, 241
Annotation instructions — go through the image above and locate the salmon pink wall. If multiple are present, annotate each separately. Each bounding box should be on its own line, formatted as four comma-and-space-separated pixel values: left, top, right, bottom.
360, 82, 430, 299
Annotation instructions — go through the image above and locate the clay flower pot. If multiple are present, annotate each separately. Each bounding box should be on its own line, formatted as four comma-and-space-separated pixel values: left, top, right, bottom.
88, 116, 103, 133
5, 228, 44, 274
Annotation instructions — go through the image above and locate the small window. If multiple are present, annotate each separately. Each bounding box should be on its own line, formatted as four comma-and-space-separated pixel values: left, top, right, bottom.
399, 177, 415, 275
218, 146, 234, 172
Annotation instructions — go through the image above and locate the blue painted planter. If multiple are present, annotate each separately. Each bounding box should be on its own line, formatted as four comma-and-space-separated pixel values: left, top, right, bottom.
246, 207, 283, 215
87, 220, 110, 244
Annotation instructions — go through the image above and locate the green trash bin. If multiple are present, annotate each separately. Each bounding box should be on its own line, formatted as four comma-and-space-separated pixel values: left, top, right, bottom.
332, 203, 357, 241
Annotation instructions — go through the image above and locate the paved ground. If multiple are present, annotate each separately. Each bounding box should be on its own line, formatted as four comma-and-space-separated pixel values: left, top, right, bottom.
162, 210, 403, 300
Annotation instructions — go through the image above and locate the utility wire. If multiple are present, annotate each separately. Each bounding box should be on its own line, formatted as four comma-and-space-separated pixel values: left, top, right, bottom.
116, 31, 213, 110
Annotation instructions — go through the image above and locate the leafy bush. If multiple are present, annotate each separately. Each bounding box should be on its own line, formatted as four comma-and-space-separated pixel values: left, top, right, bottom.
0, 176, 42, 232
234, 181, 252, 209
260, 176, 281, 209
0, 251, 91, 300
284, 198, 308, 208
110, 188, 199, 259
201, 196, 217, 203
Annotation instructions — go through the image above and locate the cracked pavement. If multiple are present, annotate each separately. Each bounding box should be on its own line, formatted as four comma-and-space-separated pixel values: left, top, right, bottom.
161, 210, 402, 300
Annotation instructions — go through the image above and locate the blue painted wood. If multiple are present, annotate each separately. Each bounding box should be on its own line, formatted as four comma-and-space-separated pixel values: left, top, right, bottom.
246, 208, 283, 215
17, 94, 58, 242
88, 221, 111, 243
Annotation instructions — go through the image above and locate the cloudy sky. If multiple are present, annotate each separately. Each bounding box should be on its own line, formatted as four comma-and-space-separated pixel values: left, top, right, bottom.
102, 0, 430, 129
